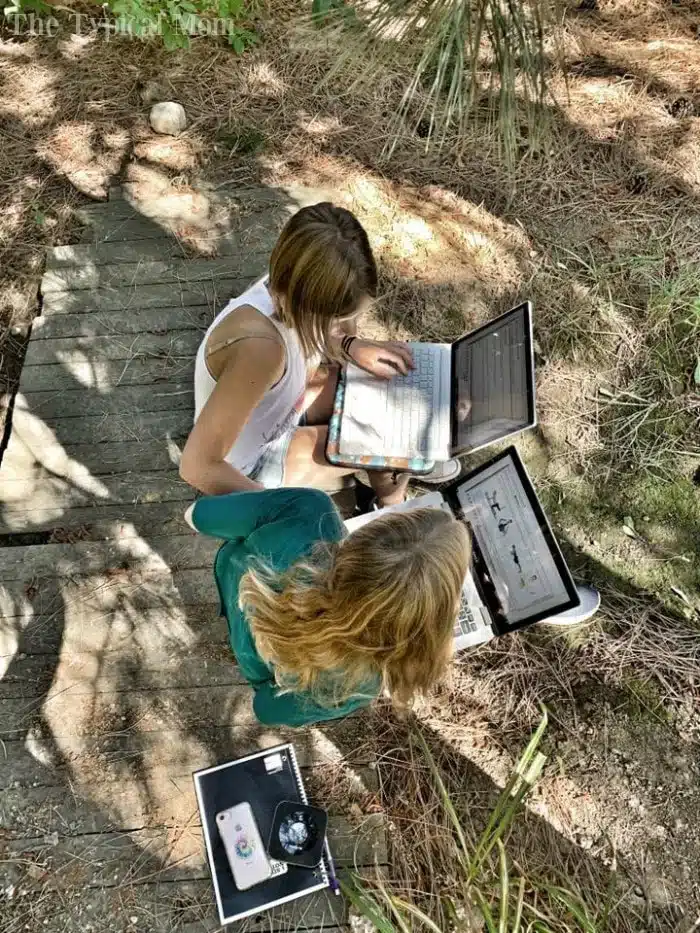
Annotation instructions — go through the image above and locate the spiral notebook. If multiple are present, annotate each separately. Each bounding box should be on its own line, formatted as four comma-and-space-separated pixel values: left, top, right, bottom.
194, 743, 332, 925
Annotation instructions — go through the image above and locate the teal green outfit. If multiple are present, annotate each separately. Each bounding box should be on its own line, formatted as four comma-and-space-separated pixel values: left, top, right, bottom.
190, 487, 377, 728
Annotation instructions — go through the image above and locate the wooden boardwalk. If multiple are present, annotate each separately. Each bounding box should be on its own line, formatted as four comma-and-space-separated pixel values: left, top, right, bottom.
0, 186, 382, 931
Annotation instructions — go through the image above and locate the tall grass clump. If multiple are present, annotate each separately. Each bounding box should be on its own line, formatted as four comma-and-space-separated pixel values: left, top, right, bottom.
344, 709, 626, 932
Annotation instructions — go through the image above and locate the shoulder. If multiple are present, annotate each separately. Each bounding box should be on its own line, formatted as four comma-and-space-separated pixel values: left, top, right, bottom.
211, 322, 285, 388
206, 303, 283, 361
285, 488, 342, 526
246, 489, 344, 559
294, 489, 346, 548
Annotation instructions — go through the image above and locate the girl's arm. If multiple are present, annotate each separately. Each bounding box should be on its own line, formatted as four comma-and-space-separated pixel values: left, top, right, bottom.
180, 337, 284, 495
186, 487, 336, 542
327, 336, 415, 380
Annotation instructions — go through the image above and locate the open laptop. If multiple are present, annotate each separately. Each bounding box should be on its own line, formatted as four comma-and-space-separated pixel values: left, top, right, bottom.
344, 447, 580, 649
338, 303, 535, 462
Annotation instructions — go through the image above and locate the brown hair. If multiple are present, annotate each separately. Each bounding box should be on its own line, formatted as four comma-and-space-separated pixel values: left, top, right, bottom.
239, 508, 471, 710
268, 202, 378, 358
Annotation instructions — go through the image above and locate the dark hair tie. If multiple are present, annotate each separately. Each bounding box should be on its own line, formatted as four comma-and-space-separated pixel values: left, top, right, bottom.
341, 335, 356, 361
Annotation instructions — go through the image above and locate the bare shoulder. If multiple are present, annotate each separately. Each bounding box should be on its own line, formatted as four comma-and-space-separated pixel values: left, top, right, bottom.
206, 303, 284, 379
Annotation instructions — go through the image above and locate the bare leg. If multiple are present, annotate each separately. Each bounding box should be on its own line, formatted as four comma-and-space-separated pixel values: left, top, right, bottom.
291, 362, 408, 505
284, 424, 408, 506
302, 364, 341, 425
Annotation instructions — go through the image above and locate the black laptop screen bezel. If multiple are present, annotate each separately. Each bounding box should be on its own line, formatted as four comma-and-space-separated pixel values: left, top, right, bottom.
449, 302, 536, 459
443, 446, 580, 635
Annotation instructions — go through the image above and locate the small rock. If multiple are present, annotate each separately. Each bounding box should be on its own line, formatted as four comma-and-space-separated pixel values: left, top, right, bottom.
652, 824, 667, 839
149, 101, 187, 135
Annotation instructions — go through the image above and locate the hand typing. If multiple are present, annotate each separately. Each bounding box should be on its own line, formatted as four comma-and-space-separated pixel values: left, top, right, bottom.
348, 339, 415, 380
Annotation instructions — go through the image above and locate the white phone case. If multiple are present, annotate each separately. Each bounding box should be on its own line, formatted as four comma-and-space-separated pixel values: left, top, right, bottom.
216, 802, 273, 891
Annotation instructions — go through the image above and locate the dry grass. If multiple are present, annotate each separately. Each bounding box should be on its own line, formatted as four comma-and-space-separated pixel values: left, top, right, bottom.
365, 711, 646, 933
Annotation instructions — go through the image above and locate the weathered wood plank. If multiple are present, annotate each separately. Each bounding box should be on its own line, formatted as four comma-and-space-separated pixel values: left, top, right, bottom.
1, 470, 194, 528
0, 652, 244, 700
28, 881, 347, 933
78, 213, 193, 242
1, 683, 254, 737
106, 184, 292, 208
2, 435, 184, 480
9, 412, 191, 454
1, 682, 376, 761
51, 226, 278, 265
23, 328, 200, 365
0, 600, 220, 655
19, 356, 194, 392
0, 500, 191, 537
31, 306, 212, 340
0, 532, 217, 583
1, 719, 375, 790
42, 277, 245, 315
23, 382, 193, 420
1, 768, 378, 836
42, 257, 266, 294
5, 816, 387, 887
0, 567, 214, 619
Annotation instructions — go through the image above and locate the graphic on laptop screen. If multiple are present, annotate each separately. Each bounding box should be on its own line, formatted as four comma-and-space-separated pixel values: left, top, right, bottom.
456, 456, 570, 624
454, 306, 530, 454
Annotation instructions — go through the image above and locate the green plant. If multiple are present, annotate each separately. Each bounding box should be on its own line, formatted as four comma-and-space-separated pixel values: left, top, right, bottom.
344, 710, 621, 932
314, 0, 553, 162
110, 0, 256, 50
3, 0, 256, 50
312, 0, 356, 25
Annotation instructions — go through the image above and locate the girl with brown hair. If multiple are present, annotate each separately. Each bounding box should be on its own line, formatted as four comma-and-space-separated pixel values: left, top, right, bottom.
181, 202, 458, 505
185, 487, 471, 726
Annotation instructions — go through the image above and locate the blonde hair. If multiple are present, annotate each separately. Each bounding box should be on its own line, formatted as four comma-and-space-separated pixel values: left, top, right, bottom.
239, 508, 471, 710
268, 202, 378, 359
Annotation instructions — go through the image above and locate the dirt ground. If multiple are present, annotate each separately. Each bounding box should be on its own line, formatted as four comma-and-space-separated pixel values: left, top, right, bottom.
1, 0, 699, 927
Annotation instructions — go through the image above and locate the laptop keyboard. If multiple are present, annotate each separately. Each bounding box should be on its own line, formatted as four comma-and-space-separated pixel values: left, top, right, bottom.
382, 345, 446, 457
455, 599, 481, 636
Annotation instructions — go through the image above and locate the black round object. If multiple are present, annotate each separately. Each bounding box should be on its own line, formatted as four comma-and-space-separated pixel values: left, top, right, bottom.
267, 800, 328, 868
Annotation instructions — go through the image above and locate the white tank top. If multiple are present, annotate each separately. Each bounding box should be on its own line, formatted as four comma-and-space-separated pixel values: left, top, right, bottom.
193, 278, 307, 475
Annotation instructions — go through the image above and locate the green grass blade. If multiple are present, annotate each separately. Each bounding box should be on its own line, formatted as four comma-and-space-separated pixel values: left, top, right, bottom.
515, 707, 549, 778
339, 875, 397, 932
392, 896, 444, 933
412, 728, 471, 869
498, 840, 509, 933
541, 884, 598, 933
512, 876, 526, 933
474, 890, 498, 933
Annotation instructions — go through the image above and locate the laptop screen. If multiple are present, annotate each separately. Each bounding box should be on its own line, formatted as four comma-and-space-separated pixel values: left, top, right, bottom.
453, 449, 576, 627
450, 303, 535, 457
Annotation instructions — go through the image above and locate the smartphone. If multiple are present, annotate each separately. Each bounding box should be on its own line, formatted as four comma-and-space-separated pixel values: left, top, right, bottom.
216, 802, 272, 890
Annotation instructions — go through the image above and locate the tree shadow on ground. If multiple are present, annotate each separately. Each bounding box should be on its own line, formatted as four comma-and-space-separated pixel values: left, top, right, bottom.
319, 704, 683, 933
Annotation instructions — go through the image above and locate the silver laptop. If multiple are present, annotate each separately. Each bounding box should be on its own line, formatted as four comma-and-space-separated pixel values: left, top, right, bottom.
339, 303, 535, 462
345, 447, 580, 650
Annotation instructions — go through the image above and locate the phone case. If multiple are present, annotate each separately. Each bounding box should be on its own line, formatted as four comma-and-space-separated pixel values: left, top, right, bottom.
216, 802, 272, 891
325, 366, 436, 474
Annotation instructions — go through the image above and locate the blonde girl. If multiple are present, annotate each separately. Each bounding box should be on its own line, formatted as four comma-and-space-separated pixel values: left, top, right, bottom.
186, 487, 471, 726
